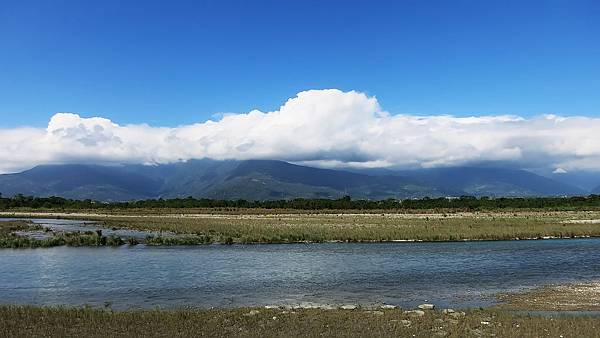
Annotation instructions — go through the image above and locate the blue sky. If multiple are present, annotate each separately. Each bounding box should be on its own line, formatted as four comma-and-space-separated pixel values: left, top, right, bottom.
1, 0, 599, 128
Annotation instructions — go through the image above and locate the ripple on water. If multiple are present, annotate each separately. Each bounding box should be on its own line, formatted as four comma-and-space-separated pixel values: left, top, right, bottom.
0, 237, 600, 310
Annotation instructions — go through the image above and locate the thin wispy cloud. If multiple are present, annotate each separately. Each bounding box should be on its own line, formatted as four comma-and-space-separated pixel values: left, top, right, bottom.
1, 89, 599, 174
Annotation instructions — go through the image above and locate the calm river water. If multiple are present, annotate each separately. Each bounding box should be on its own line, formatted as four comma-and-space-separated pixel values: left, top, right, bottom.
1, 236, 599, 310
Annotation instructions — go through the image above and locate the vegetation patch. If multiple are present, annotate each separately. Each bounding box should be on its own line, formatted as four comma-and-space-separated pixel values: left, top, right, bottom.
88, 211, 600, 244
0, 221, 127, 248
0, 220, 33, 236
3, 210, 600, 246
144, 235, 213, 246
1, 306, 599, 337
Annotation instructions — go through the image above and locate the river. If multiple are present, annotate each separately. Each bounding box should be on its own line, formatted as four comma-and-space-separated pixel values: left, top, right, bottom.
1, 229, 599, 310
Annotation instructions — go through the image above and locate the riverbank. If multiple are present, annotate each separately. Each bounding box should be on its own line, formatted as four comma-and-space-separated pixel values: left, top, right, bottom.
3, 209, 600, 244
496, 282, 600, 311
1, 305, 599, 337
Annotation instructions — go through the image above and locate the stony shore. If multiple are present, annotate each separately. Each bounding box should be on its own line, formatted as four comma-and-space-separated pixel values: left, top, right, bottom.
496, 282, 600, 311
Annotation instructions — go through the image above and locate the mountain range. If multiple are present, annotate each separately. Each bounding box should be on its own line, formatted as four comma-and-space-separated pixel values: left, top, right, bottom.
0, 159, 593, 201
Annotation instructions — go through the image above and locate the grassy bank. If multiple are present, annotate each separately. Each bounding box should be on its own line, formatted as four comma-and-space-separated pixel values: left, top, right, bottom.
1, 306, 599, 337
91, 210, 600, 244
3, 210, 600, 245
0, 232, 127, 249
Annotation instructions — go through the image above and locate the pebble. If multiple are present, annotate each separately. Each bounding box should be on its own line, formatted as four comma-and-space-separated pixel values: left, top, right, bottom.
380, 304, 398, 310
418, 303, 435, 310
340, 305, 358, 310
400, 319, 412, 326
319, 304, 337, 310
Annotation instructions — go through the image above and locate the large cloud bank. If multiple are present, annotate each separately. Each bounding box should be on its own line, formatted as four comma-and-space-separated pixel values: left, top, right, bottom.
1, 89, 599, 174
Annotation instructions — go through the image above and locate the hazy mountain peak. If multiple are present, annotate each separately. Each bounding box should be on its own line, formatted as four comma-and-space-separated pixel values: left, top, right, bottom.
0, 160, 587, 201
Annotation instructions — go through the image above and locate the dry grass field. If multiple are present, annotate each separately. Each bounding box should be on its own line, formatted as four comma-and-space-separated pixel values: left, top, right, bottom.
3, 209, 600, 243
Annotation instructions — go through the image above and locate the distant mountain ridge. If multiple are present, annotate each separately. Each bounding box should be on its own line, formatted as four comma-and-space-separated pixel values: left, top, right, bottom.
0, 159, 587, 201
393, 167, 584, 197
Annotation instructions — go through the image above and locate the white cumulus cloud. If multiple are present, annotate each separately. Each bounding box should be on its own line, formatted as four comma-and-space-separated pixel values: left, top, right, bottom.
1, 88, 600, 174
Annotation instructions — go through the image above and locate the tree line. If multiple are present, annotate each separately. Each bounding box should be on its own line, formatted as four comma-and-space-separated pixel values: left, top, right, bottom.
1, 193, 600, 210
